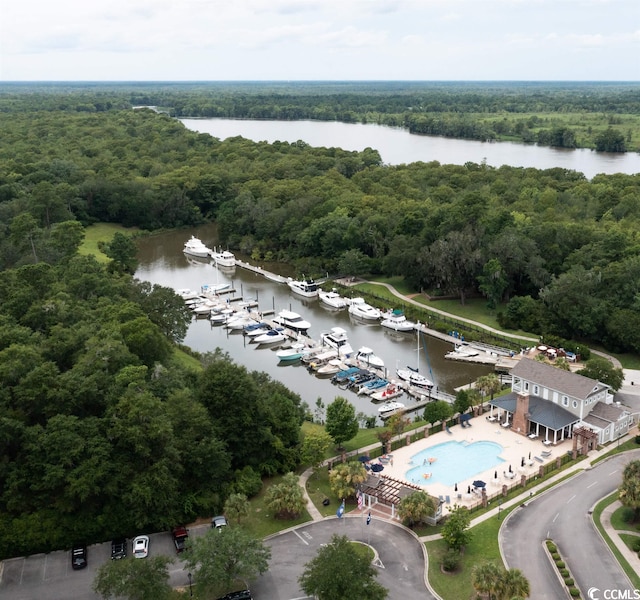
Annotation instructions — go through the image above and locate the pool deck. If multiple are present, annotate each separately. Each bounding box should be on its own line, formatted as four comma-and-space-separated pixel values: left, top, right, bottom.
377, 416, 567, 512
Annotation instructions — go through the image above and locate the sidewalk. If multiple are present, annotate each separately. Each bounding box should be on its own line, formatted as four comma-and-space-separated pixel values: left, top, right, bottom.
599, 499, 640, 568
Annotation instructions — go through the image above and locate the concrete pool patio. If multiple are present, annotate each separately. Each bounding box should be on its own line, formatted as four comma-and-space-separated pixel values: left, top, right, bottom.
372, 415, 567, 512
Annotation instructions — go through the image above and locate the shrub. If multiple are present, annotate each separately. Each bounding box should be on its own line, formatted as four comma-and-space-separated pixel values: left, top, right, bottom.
546, 542, 557, 553
555, 560, 565, 569
634, 434, 640, 445
551, 552, 560, 560
441, 548, 461, 572
560, 568, 570, 577
569, 586, 581, 597
565, 578, 574, 586
631, 538, 640, 553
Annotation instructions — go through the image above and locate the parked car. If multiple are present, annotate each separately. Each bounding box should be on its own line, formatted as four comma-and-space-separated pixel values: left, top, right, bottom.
172, 526, 189, 554
132, 535, 149, 558
71, 544, 87, 570
216, 591, 252, 600
111, 538, 127, 560
211, 515, 228, 530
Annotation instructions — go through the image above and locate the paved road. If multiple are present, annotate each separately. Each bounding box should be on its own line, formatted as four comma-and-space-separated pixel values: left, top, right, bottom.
253, 516, 436, 600
500, 449, 640, 599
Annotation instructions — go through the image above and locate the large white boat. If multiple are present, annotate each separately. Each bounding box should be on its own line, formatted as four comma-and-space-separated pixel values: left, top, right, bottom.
396, 366, 433, 388
380, 309, 416, 333
318, 289, 347, 310
287, 277, 319, 298
273, 309, 311, 333
211, 248, 236, 268
348, 298, 382, 321
253, 328, 286, 345
320, 327, 353, 358
355, 346, 385, 368
183, 236, 212, 258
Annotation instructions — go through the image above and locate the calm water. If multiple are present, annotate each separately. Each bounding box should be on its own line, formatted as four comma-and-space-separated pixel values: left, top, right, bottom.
135, 224, 491, 420
405, 440, 505, 487
181, 118, 640, 179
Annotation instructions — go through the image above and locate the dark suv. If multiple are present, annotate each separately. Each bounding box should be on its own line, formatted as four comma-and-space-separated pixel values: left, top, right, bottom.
111, 538, 127, 560
172, 526, 189, 553
71, 544, 87, 570
216, 591, 252, 600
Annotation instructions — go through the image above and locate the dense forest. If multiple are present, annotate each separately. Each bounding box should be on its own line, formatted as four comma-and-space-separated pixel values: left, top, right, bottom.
1, 87, 640, 557
1, 81, 639, 151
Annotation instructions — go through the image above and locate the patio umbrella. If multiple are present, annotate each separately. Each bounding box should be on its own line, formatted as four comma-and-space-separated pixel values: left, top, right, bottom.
529, 451, 531, 460
467, 485, 471, 494
494, 470, 498, 479
358, 456, 370, 463
454, 483, 458, 492
473, 480, 486, 489
509, 465, 513, 473
370, 463, 384, 472
521, 457, 525, 467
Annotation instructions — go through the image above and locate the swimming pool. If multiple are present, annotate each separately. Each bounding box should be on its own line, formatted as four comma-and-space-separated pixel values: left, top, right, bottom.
405, 440, 505, 487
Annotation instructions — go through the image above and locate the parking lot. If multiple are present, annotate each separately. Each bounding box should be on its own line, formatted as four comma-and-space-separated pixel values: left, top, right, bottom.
0, 528, 206, 600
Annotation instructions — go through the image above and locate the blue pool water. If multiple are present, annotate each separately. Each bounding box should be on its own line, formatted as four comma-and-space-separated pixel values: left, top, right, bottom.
405, 441, 505, 487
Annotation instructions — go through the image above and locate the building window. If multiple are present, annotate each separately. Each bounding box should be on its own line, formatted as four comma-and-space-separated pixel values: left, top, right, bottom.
563, 396, 568, 406
525, 382, 529, 391
533, 385, 539, 395
572, 400, 578, 409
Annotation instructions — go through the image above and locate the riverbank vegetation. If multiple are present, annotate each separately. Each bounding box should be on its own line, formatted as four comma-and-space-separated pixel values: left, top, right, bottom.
2, 81, 640, 152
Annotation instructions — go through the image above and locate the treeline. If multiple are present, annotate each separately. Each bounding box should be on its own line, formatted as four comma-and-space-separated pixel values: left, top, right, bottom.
0, 251, 305, 558
1, 81, 639, 151
2, 105, 640, 355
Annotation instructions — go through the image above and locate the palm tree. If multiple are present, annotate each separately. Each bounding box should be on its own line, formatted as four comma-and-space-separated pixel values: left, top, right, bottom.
475, 374, 502, 414
397, 491, 436, 528
496, 567, 530, 599
472, 561, 502, 600
619, 460, 640, 521
328, 461, 367, 500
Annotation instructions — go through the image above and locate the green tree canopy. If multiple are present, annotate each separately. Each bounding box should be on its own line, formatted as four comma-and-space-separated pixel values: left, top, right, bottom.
183, 526, 271, 598
619, 460, 640, 521
325, 396, 359, 449
299, 534, 388, 600
93, 555, 174, 600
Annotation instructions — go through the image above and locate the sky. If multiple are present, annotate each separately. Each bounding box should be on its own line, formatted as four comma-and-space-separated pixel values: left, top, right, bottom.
1, 0, 639, 81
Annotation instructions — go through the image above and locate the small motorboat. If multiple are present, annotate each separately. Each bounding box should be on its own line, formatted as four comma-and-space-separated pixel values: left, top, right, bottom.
378, 401, 405, 415
243, 321, 270, 337
357, 378, 389, 395
276, 343, 309, 362
253, 328, 286, 345
371, 383, 403, 402
273, 309, 311, 333
355, 346, 385, 368
315, 359, 347, 377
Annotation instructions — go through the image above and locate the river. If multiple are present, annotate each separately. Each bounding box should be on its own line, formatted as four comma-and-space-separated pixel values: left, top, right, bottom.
181, 118, 640, 179
135, 224, 492, 422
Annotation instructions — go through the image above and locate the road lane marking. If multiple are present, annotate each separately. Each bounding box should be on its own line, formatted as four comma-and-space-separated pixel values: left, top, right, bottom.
587, 481, 598, 488
293, 530, 309, 545
567, 495, 576, 504
608, 469, 619, 476
552, 513, 559, 522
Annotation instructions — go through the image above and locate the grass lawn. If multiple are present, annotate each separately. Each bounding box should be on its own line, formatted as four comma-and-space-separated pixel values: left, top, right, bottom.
243, 474, 313, 538
426, 507, 508, 600
80, 223, 139, 263
610, 505, 640, 532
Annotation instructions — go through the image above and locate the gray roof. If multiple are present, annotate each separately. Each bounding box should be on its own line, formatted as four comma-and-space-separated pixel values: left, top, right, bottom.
510, 358, 608, 400
582, 414, 611, 429
589, 401, 626, 422
490, 393, 580, 431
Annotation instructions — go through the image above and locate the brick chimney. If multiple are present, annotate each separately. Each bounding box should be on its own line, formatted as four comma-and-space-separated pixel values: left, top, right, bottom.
511, 391, 530, 437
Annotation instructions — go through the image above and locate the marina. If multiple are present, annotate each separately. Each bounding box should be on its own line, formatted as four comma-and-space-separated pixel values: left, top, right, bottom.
135, 226, 496, 421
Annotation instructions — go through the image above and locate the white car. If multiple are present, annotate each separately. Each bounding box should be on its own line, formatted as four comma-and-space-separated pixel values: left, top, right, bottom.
132, 535, 149, 559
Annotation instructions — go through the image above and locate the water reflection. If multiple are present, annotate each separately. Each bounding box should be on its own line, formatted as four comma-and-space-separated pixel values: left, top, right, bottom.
135, 224, 492, 419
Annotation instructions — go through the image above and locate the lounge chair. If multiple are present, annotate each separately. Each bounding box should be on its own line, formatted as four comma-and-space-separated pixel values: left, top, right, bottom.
541, 450, 552, 458
534, 456, 544, 463
445, 425, 452, 434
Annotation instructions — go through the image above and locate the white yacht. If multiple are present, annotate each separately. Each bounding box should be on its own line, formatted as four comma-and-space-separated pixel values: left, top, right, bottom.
380, 309, 416, 332
287, 277, 319, 298
320, 327, 353, 358
355, 346, 385, 368
348, 298, 382, 321
272, 309, 311, 333
211, 248, 236, 268
183, 236, 212, 258
318, 289, 347, 310
378, 401, 405, 415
